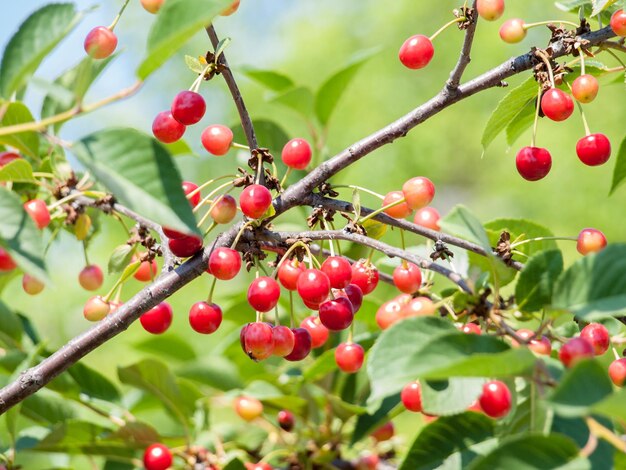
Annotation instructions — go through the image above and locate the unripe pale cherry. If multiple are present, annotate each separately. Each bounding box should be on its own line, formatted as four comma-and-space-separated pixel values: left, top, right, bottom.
541, 88, 574, 122
24, 199, 50, 229
143, 443, 173, 470
168, 235, 203, 257
188, 301, 222, 334
78, 264, 104, 291
297, 269, 331, 304
272, 325, 295, 357
402, 176, 435, 210
499, 18, 526, 43
401, 381, 422, 412
610, 9, 626, 36
576, 134, 611, 166
241, 322, 274, 360
234, 395, 263, 421
572, 74, 599, 103
513, 329, 552, 355
0, 248, 17, 272
284, 327, 312, 361
22, 274, 44, 295
182, 181, 201, 207
580, 323, 610, 355
479, 380, 512, 418
300, 316, 329, 349
171, 91, 206, 125
401, 296, 436, 318
277, 409, 295, 431
140, 302, 173, 334
376, 294, 412, 330
281, 138, 312, 170
393, 262, 422, 294
84, 26, 117, 59
414, 206, 440, 231
476, 0, 505, 21
319, 298, 354, 331
335, 342, 364, 373
221, 0, 240, 16
210, 194, 237, 224
608, 358, 626, 386
208, 247, 241, 280
515, 146, 552, 181
399, 35, 434, 70
559, 337, 594, 367
278, 258, 305, 291
83, 296, 110, 322
321, 256, 352, 289
201, 125, 233, 155
371, 422, 394, 442
576, 228, 607, 255
140, 0, 164, 14
247, 276, 280, 312
240, 184, 272, 219
382, 191, 411, 219
133, 258, 158, 282
152, 111, 185, 143
351, 260, 379, 295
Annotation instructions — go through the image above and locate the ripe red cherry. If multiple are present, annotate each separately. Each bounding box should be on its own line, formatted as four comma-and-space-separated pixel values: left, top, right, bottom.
499, 18, 527, 43
234, 395, 263, 421
277, 409, 295, 431
609, 358, 626, 386
319, 298, 354, 331
576, 228, 607, 255
140, 302, 173, 334
513, 329, 552, 355
278, 258, 305, 290
241, 322, 275, 360
0, 248, 16, 272
134, 258, 158, 282
24, 199, 50, 229
401, 296, 436, 318
140, 0, 164, 14
515, 146, 552, 181
0, 151, 20, 166
201, 125, 233, 156
572, 74, 599, 103
284, 327, 313, 361
189, 301, 222, 334
162, 227, 186, 239
414, 206, 440, 231
272, 325, 295, 357
479, 380, 512, 418
22, 274, 44, 295
335, 342, 364, 373
84, 26, 117, 59
461, 323, 482, 335
343, 284, 363, 312
78, 264, 104, 291
576, 134, 611, 166
356, 454, 380, 470
300, 315, 329, 348
402, 177, 435, 210
371, 422, 394, 442
382, 191, 411, 219
240, 184, 272, 219
209, 247, 241, 280
321, 256, 352, 289
376, 294, 412, 330
152, 111, 185, 143
210, 194, 237, 224
281, 138, 312, 170
401, 381, 422, 412
247, 277, 280, 312
559, 337, 595, 367
171, 91, 206, 125
143, 443, 173, 470
610, 9, 626, 36
221, 0, 240, 16
168, 235, 203, 257
476, 0, 505, 21
398, 35, 434, 70
182, 181, 201, 207
297, 269, 331, 304
541, 88, 574, 122
580, 323, 610, 356
393, 262, 422, 294
246, 464, 273, 470
83, 296, 110, 321
351, 260, 379, 295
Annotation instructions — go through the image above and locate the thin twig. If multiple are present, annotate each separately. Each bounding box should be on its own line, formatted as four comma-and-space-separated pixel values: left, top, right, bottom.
446, 0, 479, 91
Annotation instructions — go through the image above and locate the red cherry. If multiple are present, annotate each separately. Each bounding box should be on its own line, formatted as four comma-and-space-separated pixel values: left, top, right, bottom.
140, 0, 164, 14
382, 191, 411, 219
402, 177, 435, 210
541, 88, 574, 122
182, 181, 201, 207
278, 409, 295, 431
162, 227, 186, 239
393, 262, 422, 294
371, 422, 394, 442
134, 258, 158, 282
168, 235, 203, 258
610, 9, 626, 36
376, 294, 412, 330
210, 194, 237, 224
351, 260, 379, 295
401, 296, 436, 318
572, 74, 599, 103
398, 35, 434, 70
0, 151, 20, 166
479, 380, 512, 418
247, 277, 280, 312
319, 298, 354, 331
24, 199, 50, 229
281, 138, 312, 170
201, 125, 233, 156
576, 228, 607, 255
343, 284, 364, 313
297, 269, 331, 304
356, 454, 380, 470
300, 315, 329, 348
515, 146, 552, 181
143, 443, 173, 470
83, 296, 110, 322
140, 302, 173, 334
580, 323, 610, 356
0, 248, 17, 272
189, 301, 222, 334
278, 258, 305, 291
401, 381, 422, 412
559, 337, 595, 367
335, 342, 364, 373
221, 0, 240, 16
513, 329, 552, 355
476, 0, 505, 21
576, 134, 611, 166
78, 264, 104, 291
246, 464, 273, 470
302, 297, 323, 311
234, 395, 263, 421
272, 325, 295, 357
84, 26, 117, 59
241, 322, 275, 360
171, 91, 206, 125
460, 323, 481, 335
152, 111, 185, 143
414, 206, 440, 231
22, 274, 44, 295
209, 247, 241, 280
321, 256, 352, 289
240, 184, 272, 219
609, 358, 626, 386
284, 327, 313, 361
499, 18, 527, 43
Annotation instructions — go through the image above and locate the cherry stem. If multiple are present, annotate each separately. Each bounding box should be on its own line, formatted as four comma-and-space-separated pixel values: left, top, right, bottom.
103, 261, 140, 302
430, 17, 465, 42
567, 81, 592, 136
366, 247, 375, 263
531, 85, 542, 148
192, 181, 234, 214
255, 154, 263, 185
203, 221, 217, 237
524, 20, 580, 29
321, 219, 335, 257
536, 50, 556, 88
207, 277, 217, 304
612, 347, 621, 361
347, 323, 354, 344
108, 0, 131, 31
274, 306, 280, 326
82, 241, 90, 266
189, 63, 214, 93
332, 184, 385, 200
271, 241, 307, 279
328, 221, 342, 256
231, 142, 250, 151
186, 175, 236, 201
359, 196, 406, 224
260, 448, 291, 464
280, 167, 292, 189
47, 191, 83, 211
577, 47, 586, 75
510, 235, 577, 249
399, 229, 408, 269
230, 221, 253, 249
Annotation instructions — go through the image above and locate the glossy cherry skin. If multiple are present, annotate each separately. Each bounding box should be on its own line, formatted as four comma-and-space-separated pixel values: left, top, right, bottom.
281, 138, 312, 170
162, 227, 186, 239
278, 409, 295, 431
140, 302, 173, 334
143, 443, 173, 470
541, 88, 574, 122
479, 380, 512, 418
401, 296, 436, 318
513, 329, 552, 355
182, 181, 201, 207
278, 258, 305, 290
22, 274, 44, 295
461, 323, 482, 335
499, 18, 527, 43
371, 422, 394, 442
247, 277, 280, 312
572, 74, 599, 103
152, 111, 185, 143
351, 260, 379, 295
559, 337, 595, 367
0, 151, 20, 166
0, 248, 16, 272
134, 258, 158, 282
201, 124, 233, 155
321, 256, 352, 289
297, 269, 331, 304
580, 323, 610, 356
335, 342, 364, 373
382, 191, 411, 219
402, 177, 435, 210
189, 301, 222, 334
393, 262, 422, 294
576, 228, 607, 255
209, 247, 241, 280
221, 0, 240, 16
78, 265, 104, 291
376, 294, 412, 330
399, 35, 434, 70
343, 284, 364, 312
83, 296, 110, 322
609, 358, 626, 386
414, 206, 440, 231
576, 134, 611, 166
319, 298, 354, 331
476, 0, 505, 21
84, 26, 117, 59
272, 325, 295, 357
245, 464, 273, 470
284, 327, 313, 361
140, 0, 164, 14
240, 184, 272, 219
210, 194, 237, 224
242, 322, 275, 360
515, 146, 552, 181
300, 315, 329, 348
401, 381, 422, 412
610, 9, 626, 36
171, 91, 206, 125
168, 235, 203, 258
24, 199, 50, 229
234, 395, 263, 421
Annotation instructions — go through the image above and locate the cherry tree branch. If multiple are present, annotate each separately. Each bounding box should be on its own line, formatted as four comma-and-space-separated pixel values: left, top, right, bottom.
446, 0, 479, 91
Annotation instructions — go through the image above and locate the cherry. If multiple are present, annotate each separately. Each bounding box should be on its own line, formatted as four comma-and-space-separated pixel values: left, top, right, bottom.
610, 9, 626, 36
371, 422, 394, 442
78, 264, 104, 291
152, 111, 185, 143
414, 206, 440, 231
297, 269, 331, 304
401, 296, 436, 318
245, 464, 273, 470
513, 329, 552, 355
376, 294, 412, 330
302, 297, 323, 311
343, 284, 364, 313
460, 323, 481, 335
580, 323, 610, 356
355, 454, 380, 470
234, 395, 263, 421
0, 151, 20, 166
576, 133, 611, 166
0, 248, 16, 272
241, 322, 275, 360
143, 443, 173, 470
171, 91, 206, 125
382, 191, 411, 219
84, 26, 117, 59
499, 18, 527, 43
162, 227, 186, 239
240, 184, 272, 219
247, 276, 280, 312
210, 194, 237, 224
189, 301, 222, 334
399, 35, 434, 70
401, 381, 422, 412
300, 315, 329, 348
201, 125, 233, 155
402, 177, 435, 210
541, 88, 574, 122
83, 296, 110, 322
608, 358, 626, 386
572, 74, 599, 103
168, 235, 203, 258
272, 325, 295, 357
335, 342, 364, 373
576, 228, 607, 255
559, 337, 594, 367
393, 262, 422, 294
221, 0, 240, 16
479, 380, 512, 418
351, 260, 379, 295
278, 409, 295, 431
22, 274, 44, 295
281, 138, 312, 170
515, 146, 552, 181
133, 258, 158, 282
319, 298, 354, 331
140, 302, 173, 334
140, 0, 164, 14
278, 258, 305, 291
476, 0, 505, 21
24, 199, 50, 229
284, 327, 313, 361
209, 247, 241, 280
321, 256, 352, 289
182, 181, 201, 207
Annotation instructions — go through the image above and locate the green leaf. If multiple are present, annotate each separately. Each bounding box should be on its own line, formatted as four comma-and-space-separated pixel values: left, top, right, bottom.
0, 158, 34, 182
184, 54, 205, 74
515, 250, 564, 313
21, 390, 76, 424
0, 3, 81, 98
107, 244, 135, 275
303, 348, 338, 382
72, 128, 199, 235
67, 362, 121, 402
134, 335, 197, 361
439, 205, 492, 252
609, 136, 626, 195
163, 138, 196, 157
351, 394, 399, 445
485, 218, 558, 257
361, 219, 388, 240
421, 378, 485, 416
314, 48, 378, 126
0, 102, 40, 157
505, 99, 535, 147
591, 0, 619, 15
0, 301, 22, 346
552, 244, 626, 320
241, 68, 295, 92
591, 388, 626, 421
270, 86, 314, 117
137, 0, 233, 79
178, 357, 243, 391
223, 458, 247, 470
231, 119, 289, 156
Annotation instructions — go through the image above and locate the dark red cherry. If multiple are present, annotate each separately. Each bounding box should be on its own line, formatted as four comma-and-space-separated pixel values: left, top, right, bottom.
0, 248, 17, 272
300, 315, 329, 348
281, 138, 312, 170
478, 380, 512, 418
278, 258, 305, 291
182, 181, 201, 207
343, 284, 364, 313
580, 323, 610, 356
401, 381, 422, 412
189, 301, 222, 334
515, 146, 552, 181
242, 322, 274, 360
208, 247, 241, 280
320, 256, 352, 289
576, 133, 611, 166
277, 409, 295, 431
240, 184, 272, 219
284, 327, 312, 361
319, 298, 354, 331
143, 443, 173, 470
171, 91, 206, 125
541, 88, 574, 122
168, 235, 203, 257
335, 342, 364, 373
351, 260, 379, 295
140, 302, 173, 334
272, 325, 295, 357
162, 227, 186, 239
152, 111, 185, 143
398, 35, 434, 70
247, 276, 281, 312
392, 262, 422, 294
297, 269, 331, 304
